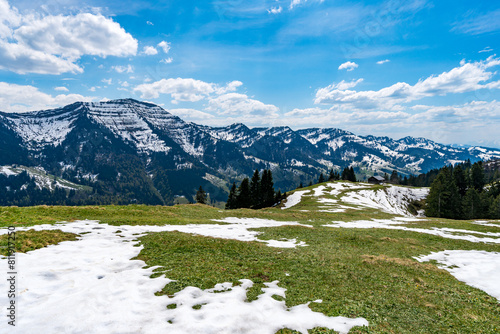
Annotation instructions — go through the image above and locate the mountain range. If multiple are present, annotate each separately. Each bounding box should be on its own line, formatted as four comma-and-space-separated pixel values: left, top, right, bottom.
1, 98, 499, 204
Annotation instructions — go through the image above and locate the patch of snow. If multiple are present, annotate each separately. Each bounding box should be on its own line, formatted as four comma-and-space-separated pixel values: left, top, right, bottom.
325, 219, 500, 244
0, 220, 367, 333
341, 185, 429, 216
415, 250, 500, 301
0, 166, 18, 176
282, 190, 311, 210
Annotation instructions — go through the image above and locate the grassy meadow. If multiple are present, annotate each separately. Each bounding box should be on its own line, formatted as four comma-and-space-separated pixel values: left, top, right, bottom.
1, 181, 499, 333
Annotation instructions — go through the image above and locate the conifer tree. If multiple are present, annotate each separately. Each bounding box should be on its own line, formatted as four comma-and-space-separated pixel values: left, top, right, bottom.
195, 186, 207, 204
425, 167, 461, 218
261, 169, 275, 207
470, 162, 485, 192
250, 169, 261, 208
462, 188, 481, 219
236, 178, 251, 208
453, 165, 467, 197
390, 170, 399, 184
349, 167, 357, 182
341, 167, 349, 181
225, 182, 237, 209
318, 173, 325, 183
298, 182, 303, 189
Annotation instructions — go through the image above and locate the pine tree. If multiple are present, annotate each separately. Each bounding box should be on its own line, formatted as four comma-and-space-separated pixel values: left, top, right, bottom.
195, 186, 207, 204
225, 182, 237, 209
390, 170, 399, 184
341, 167, 349, 181
453, 165, 467, 197
261, 169, 275, 207
347, 167, 357, 182
462, 188, 482, 219
425, 167, 461, 218
318, 173, 325, 183
470, 162, 485, 192
236, 178, 251, 208
489, 195, 500, 219
250, 169, 261, 208
298, 182, 303, 189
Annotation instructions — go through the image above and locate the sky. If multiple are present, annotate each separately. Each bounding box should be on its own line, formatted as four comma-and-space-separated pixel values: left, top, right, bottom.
0, 0, 499, 148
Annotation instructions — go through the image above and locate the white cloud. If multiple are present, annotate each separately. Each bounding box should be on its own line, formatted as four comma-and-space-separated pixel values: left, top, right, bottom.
316, 57, 500, 109
376, 59, 390, 65
168, 108, 215, 120
206, 93, 279, 117
479, 47, 493, 54
112, 64, 134, 73
160, 57, 173, 64
146, 21, 154, 26
54, 86, 69, 92
142, 46, 158, 55
121, 81, 129, 87
133, 78, 245, 103
134, 78, 216, 103
215, 80, 243, 94
338, 61, 358, 71
157, 41, 171, 54
268, 6, 283, 14
0, 82, 94, 113
289, 0, 306, 10
101, 78, 112, 85
0, 0, 137, 75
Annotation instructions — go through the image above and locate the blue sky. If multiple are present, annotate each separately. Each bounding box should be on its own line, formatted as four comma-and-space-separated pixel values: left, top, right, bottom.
1, 0, 500, 147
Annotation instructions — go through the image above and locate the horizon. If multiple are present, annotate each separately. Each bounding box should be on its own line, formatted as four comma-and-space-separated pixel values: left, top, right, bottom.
0, 0, 499, 148
3, 97, 500, 150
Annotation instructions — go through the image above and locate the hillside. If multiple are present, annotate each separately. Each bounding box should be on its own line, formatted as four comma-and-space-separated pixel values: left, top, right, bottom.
1, 181, 499, 333
1, 99, 500, 205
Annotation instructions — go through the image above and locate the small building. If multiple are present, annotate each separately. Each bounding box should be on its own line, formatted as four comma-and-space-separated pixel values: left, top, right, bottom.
368, 175, 385, 184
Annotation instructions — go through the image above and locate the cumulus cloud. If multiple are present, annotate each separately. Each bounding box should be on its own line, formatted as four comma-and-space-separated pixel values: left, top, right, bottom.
157, 41, 171, 54
142, 46, 158, 55
160, 57, 173, 64
134, 78, 216, 103
316, 57, 500, 108
133, 78, 245, 103
0, 82, 94, 113
0, 0, 137, 75
215, 80, 243, 94
338, 61, 358, 71
268, 6, 283, 14
206, 93, 279, 117
376, 59, 390, 65
112, 64, 134, 73
168, 108, 215, 120
54, 86, 69, 92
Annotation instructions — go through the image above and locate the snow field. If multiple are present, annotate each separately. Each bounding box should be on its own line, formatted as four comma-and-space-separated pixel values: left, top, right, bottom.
415, 250, 500, 301
282, 182, 427, 217
0, 220, 368, 333
325, 219, 500, 244
282, 190, 311, 209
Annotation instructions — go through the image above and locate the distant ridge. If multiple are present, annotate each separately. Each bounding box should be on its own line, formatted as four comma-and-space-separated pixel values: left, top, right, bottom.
1, 98, 499, 203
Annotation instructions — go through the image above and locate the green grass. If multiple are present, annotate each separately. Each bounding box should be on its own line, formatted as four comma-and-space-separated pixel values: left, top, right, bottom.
1, 180, 500, 333
0, 229, 78, 255
135, 225, 500, 333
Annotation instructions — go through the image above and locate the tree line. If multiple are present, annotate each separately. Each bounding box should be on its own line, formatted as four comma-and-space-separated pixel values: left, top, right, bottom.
225, 169, 285, 209
425, 161, 500, 219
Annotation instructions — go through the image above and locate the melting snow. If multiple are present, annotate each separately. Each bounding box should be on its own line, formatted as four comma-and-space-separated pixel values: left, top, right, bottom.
415, 250, 500, 301
341, 185, 429, 216
0, 220, 367, 333
282, 190, 311, 210
325, 219, 500, 244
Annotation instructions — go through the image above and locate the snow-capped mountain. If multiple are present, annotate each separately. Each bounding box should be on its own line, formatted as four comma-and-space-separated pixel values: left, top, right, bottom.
1, 98, 499, 203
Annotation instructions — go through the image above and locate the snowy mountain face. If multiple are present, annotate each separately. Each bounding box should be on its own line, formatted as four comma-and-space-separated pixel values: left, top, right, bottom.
1, 98, 499, 202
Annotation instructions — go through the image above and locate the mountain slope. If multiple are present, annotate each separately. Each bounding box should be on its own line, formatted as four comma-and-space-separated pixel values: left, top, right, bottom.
1, 98, 499, 204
